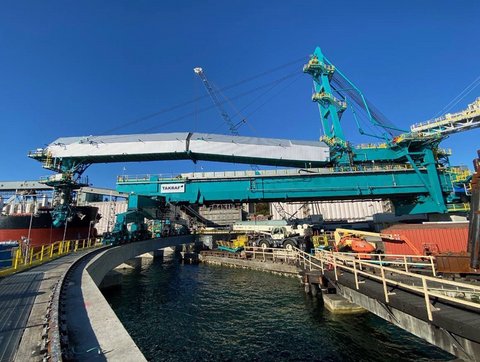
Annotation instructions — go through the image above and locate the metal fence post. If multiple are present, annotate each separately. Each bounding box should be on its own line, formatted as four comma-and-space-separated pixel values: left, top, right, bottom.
13, 249, 20, 269
40, 245, 45, 261
422, 277, 433, 321
333, 254, 338, 281
430, 257, 436, 277
353, 260, 359, 290
380, 265, 389, 303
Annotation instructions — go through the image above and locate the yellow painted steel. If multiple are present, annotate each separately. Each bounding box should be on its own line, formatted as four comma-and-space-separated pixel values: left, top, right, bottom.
217, 234, 249, 249
447, 203, 470, 212
449, 167, 472, 183
0, 238, 101, 277
312, 233, 331, 247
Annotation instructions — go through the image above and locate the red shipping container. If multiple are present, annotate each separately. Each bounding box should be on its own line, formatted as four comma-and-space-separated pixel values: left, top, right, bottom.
381, 222, 469, 255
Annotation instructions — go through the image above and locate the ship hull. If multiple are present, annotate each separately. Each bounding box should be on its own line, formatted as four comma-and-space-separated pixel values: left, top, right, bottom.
0, 206, 99, 247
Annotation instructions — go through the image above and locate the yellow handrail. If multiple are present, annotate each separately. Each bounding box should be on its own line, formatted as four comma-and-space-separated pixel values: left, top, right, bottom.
0, 237, 102, 277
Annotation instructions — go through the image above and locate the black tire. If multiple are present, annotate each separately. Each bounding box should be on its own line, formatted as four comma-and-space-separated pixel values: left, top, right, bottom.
259, 239, 271, 249
283, 239, 297, 250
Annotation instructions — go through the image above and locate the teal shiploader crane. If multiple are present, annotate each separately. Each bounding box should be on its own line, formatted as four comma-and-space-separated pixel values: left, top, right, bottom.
28, 47, 480, 243
302, 46, 479, 210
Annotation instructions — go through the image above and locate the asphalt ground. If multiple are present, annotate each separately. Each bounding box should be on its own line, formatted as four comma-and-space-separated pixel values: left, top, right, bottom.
0, 251, 95, 362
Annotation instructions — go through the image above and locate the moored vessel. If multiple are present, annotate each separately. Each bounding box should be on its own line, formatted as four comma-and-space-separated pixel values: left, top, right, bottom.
0, 199, 99, 247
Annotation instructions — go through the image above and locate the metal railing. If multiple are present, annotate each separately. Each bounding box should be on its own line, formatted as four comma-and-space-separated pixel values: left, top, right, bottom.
296, 247, 480, 321
411, 98, 480, 131
0, 238, 102, 277
244, 246, 297, 264
315, 251, 437, 276
209, 246, 480, 321
447, 203, 471, 212
118, 163, 421, 184
355, 143, 388, 149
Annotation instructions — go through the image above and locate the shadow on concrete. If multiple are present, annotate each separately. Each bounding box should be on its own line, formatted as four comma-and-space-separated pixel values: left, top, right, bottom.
64, 253, 107, 361
0, 272, 42, 361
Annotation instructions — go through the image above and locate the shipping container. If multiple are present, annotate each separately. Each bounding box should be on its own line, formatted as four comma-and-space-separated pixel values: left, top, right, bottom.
85, 201, 128, 235
381, 222, 469, 255
270, 199, 392, 222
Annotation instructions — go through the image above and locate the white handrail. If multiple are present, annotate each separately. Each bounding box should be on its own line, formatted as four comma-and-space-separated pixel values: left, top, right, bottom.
293, 247, 480, 321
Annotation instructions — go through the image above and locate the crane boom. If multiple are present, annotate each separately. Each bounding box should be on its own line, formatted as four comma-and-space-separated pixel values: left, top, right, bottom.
410, 97, 480, 137
193, 67, 240, 136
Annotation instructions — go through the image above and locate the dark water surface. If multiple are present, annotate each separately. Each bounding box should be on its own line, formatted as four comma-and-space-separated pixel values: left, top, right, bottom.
103, 256, 452, 362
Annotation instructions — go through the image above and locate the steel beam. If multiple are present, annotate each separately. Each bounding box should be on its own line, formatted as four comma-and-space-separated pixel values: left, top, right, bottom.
117, 168, 452, 215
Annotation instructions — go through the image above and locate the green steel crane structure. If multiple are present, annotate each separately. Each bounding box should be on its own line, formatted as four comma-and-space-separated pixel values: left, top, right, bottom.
28, 47, 480, 243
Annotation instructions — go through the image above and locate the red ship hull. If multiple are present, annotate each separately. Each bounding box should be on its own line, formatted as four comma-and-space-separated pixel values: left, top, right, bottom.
0, 227, 96, 247
0, 206, 99, 247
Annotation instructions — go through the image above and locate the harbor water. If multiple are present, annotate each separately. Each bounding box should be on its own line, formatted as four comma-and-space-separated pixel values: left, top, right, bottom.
102, 256, 452, 362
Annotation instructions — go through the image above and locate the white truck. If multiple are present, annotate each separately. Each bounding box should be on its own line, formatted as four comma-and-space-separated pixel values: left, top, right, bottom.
231, 220, 313, 250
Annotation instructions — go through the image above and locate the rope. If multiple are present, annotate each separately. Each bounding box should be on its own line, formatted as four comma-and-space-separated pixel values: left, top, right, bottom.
97, 56, 307, 136
89, 71, 301, 141
434, 75, 480, 118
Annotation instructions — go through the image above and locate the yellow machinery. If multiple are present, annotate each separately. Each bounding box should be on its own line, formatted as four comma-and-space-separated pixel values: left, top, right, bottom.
333, 228, 422, 256
217, 234, 249, 252
312, 231, 334, 248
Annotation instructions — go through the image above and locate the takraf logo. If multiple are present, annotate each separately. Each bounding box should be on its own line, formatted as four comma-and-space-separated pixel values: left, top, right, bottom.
160, 183, 185, 193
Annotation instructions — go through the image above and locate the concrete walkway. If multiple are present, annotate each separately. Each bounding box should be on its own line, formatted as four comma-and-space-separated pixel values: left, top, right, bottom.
0, 235, 196, 361
0, 250, 99, 362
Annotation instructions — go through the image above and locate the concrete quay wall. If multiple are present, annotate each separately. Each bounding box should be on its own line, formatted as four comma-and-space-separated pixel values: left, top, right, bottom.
72, 235, 195, 361
199, 254, 299, 276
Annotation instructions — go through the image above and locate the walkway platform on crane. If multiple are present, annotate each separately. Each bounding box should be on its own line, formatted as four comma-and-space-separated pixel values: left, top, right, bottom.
117, 163, 453, 215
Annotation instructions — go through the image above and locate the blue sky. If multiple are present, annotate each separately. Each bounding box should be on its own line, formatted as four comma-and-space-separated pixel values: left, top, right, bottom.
1, 1, 479, 188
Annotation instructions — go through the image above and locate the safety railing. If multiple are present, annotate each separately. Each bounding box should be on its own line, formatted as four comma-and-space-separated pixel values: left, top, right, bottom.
315, 251, 437, 276
411, 102, 480, 132
447, 203, 471, 212
0, 238, 102, 277
244, 246, 297, 264
436, 147, 452, 156
448, 167, 472, 182
355, 143, 388, 149
117, 173, 183, 183
118, 163, 421, 184
295, 247, 480, 321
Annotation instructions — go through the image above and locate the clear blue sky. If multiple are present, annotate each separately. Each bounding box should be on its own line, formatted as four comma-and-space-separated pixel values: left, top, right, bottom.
1, 1, 479, 188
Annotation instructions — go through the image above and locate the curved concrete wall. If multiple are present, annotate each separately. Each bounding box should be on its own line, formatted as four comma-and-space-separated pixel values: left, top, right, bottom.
86, 235, 194, 285
78, 235, 195, 361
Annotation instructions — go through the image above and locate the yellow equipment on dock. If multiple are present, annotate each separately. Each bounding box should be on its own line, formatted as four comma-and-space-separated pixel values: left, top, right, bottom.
217, 234, 249, 252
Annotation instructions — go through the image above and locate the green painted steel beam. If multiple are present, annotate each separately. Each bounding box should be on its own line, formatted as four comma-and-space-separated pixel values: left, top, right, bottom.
117, 168, 452, 215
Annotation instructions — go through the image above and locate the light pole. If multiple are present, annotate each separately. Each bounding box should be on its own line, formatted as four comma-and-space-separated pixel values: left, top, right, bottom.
63, 217, 69, 242
25, 198, 38, 261
87, 219, 95, 242
27, 209, 34, 242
